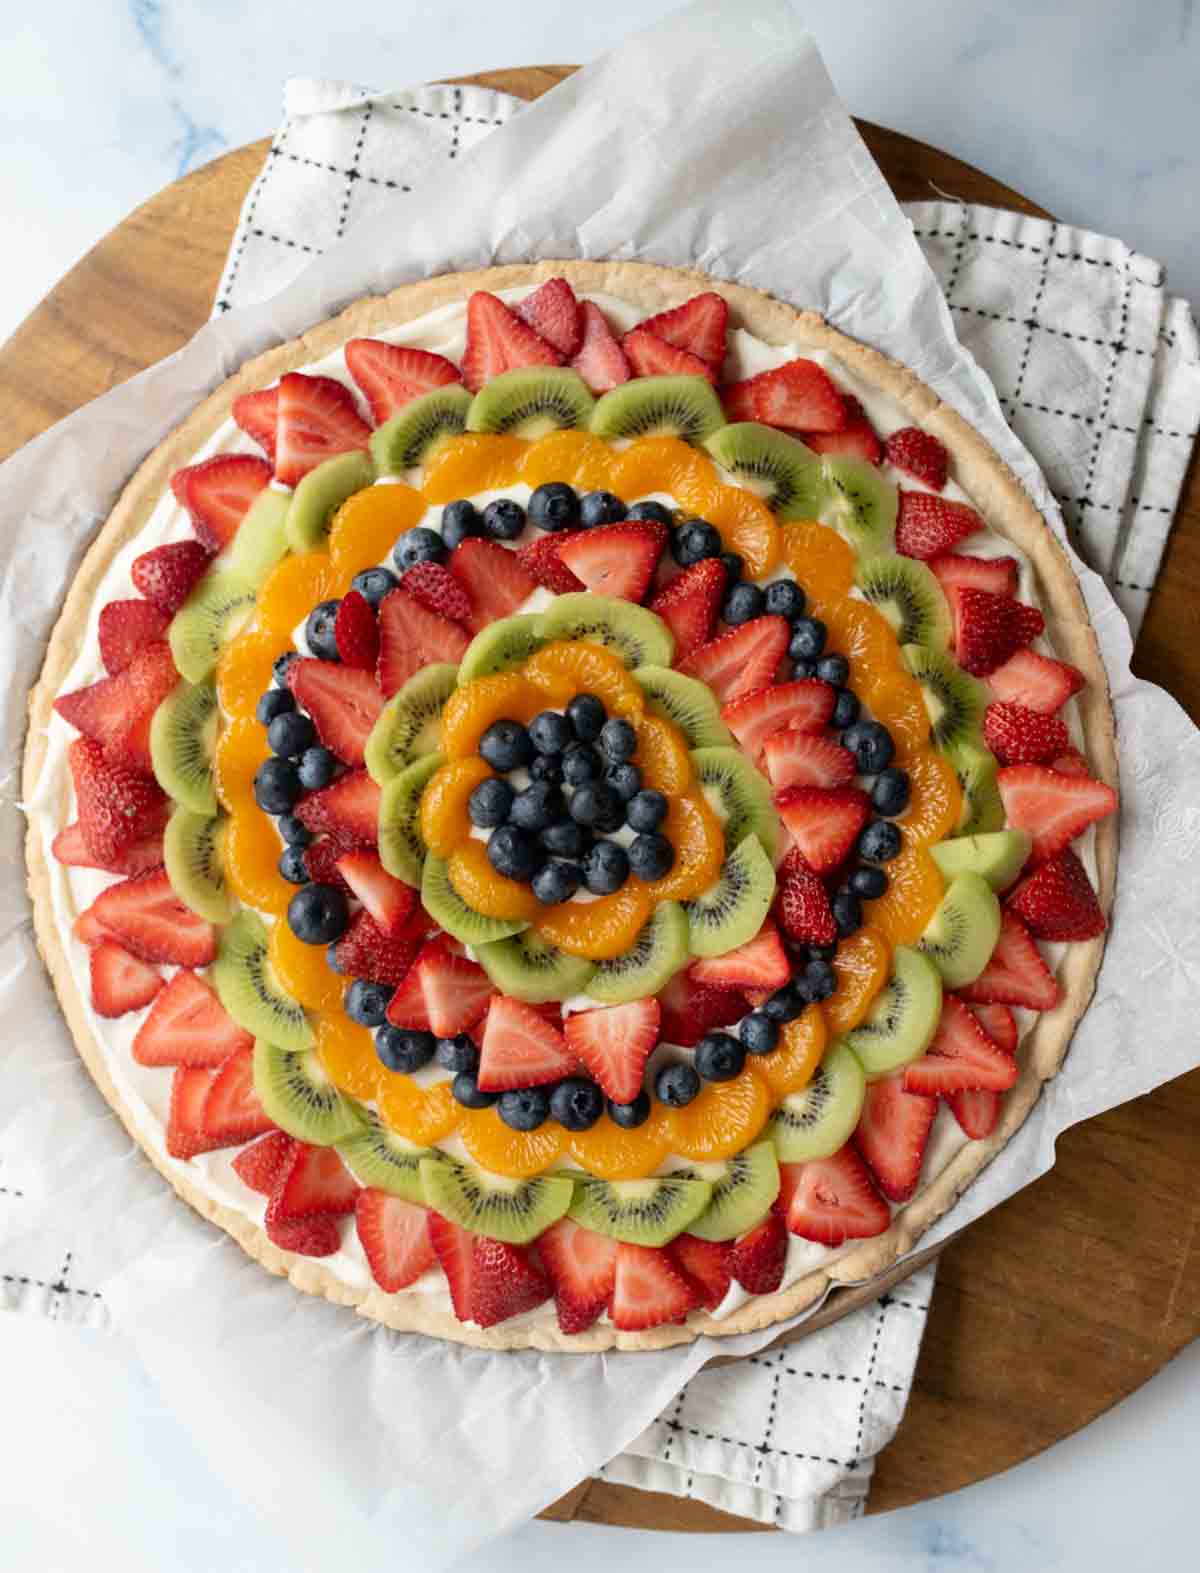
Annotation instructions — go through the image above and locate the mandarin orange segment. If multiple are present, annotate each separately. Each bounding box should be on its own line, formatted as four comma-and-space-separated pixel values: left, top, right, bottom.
439, 673, 543, 758
861, 668, 932, 761
257, 551, 334, 641
314, 1012, 382, 1100
520, 430, 616, 493
377, 1074, 460, 1145
223, 809, 292, 916
636, 790, 724, 900
821, 597, 904, 680
420, 434, 528, 503
867, 845, 945, 946
612, 435, 717, 503
217, 634, 281, 723
693, 485, 781, 577
895, 749, 963, 848
666, 1066, 772, 1161
419, 756, 494, 856
824, 927, 891, 1035
522, 641, 645, 720
447, 839, 541, 921
780, 520, 856, 606
565, 1106, 673, 1181
270, 919, 344, 1012
458, 1106, 564, 1179
214, 716, 269, 814
633, 713, 692, 793
535, 883, 654, 960
328, 483, 425, 583
756, 1004, 827, 1099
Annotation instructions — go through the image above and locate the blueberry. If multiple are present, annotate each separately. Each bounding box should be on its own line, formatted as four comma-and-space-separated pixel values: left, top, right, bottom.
393, 526, 447, 572
256, 688, 295, 726
566, 692, 605, 742
607, 1091, 652, 1128
441, 499, 482, 551
671, 517, 722, 566
850, 865, 889, 900
532, 859, 582, 905
529, 710, 572, 756
530, 753, 564, 784
791, 658, 818, 680
273, 651, 300, 687
764, 579, 806, 620
254, 757, 301, 813
579, 490, 627, 528
468, 776, 514, 829
287, 882, 349, 944
305, 599, 342, 661
435, 1034, 479, 1074
627, 500, 674, 527
267, 710, 317, 759
626, 789, 668, 832
625, 828, 674, 880
480, 498, 526, 541
739, 1012, 779, 1055
298, 746, 338, 791
599, 717, 637, 762
694, 1031, 747, 1082
549, 1077, 604, 1131
540, 818, 591, 859
842, 720, 895, 775
606, 762, 642, 802
583, 840, 629, 895
509, 781, 563, 833
788, 617, 827, 661
278, 845, 309, 884
655, 1061, 702, 1108
377, 1025, 436, 1074
803, 959, 837, 1002
871, 767, 911, 817
816, 653, 850, 686
807, 942, 838, 963
451, 1070, 498, 1109
831, 687, 860, 729
763, 983, 805, 1023
351, 566, 399, 609
720, 551, 745, 583
858, 819, 903, 864
562, 742, 602, 785
278, 813, 312, 847
345, 978, 392, 1028
479, 719, 533, 772
569, 780, 621, 829
498, 1086, 550, 1132
528, 482, 579, 532
722, 581, 765, 626
832, 888, 862, 938
487, 824, 541, 882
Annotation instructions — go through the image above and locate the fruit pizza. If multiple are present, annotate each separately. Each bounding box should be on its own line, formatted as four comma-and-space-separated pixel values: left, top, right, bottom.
24, 262, 1118, 1349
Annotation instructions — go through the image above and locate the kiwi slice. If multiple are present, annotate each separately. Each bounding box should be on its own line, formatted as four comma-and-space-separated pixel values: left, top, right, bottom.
567, 1174, 713, 1246
365, 664, 459, 785
590, 376, 725, 444
421, 853, 529, 945
163, 806, 234, 924
770, 1041, 867, 1162
285, 450, 375, 552
682, 1142, 780, 1243
588, 900, 689, 1005
228, 486, 290, 584
378, 752, 443, 884
212, 910, 313, 1053
945, 738, 1005, 835
930, 830, 1032, 891
457, 614, 545, 684
822, 456, 898, 556
703, 423, 825, 518
856, 556, 950, 652
476, 931, 596, 1003
420, 1156, 574, 1245
632, 666, 733, 748
336, 1113, 443, 1203
149, 679, 219, 814
466, 367, 595, 438
903, 644, 989, 751
253, 1040, 361, 1147
168, 570, 257, 684
843, 945, 943, 1080
538, 594, 675, 669
370, 385, 473, 473
689, 746, 781, 861
916, 871, 1002, 990
684, 834, 776, 959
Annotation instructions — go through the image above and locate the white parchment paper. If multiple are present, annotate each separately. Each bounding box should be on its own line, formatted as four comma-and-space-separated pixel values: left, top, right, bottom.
3, 1, 1199, 1561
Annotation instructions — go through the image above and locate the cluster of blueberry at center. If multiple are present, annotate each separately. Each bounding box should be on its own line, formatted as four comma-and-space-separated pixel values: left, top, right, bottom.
470, 692, 675, 903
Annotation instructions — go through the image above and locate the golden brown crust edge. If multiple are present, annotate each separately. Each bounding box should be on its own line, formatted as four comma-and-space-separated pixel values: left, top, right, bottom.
23, 259, 1118, 1353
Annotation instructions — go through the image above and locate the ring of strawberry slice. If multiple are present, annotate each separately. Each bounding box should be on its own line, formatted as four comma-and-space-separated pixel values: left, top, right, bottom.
43, 273, 1118, 1339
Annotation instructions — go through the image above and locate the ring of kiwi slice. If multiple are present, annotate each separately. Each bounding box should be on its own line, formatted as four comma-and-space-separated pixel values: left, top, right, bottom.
855, 556, 951, 652
903, 644, 988, 751
769, 1042, 866, 1162
475, 931, 596, 1003
163, 806, 234, 924
420, 853, 529, 945
150, 679, 219, 814
689, 746, 780, 860
537, 594, 675, 669
944, 737, 1005, 834
168, 570, 257, 684
336, 1113, 442, 1204
228, 487, 291, 585
212, 910, 313, 1053
703, 422, 825, 518
677, 1141, 781, 1242
378, 753, 444, 885
457, 615, 545, 684
365, 664, 459, 785
420, 1156, 574, 1245
683, 834, 776, 959
253, 1039, 362, 1146
285, 450, 376, 552
929, 829, 1032, 891
567, 1175, 713, 1246
915, 871, 1002, 989
370, 386, 473, 473
633, 666, 733, 748
842, 945, 942, 1080
465, 367, 595, 438
591, 375, 725, 444
821, 455, 897, 556
586, 900, 689, 1005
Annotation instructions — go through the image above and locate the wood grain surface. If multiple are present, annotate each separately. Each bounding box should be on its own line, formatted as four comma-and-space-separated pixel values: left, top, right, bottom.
4, 64, 1197, 1535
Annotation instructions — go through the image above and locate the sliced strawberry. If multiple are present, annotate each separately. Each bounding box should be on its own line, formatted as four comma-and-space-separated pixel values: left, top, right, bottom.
985, 648, 1085, 714
669, 1233, 731, 1311
948, 588, 1044, 676
514, 531, 586, 594
984, 701, 1070, 766
265, 1211, 343, 1257
97, 598, 170, 675
413, 950, 496, 1038
399, 562, 473, 625
722, 679, 836, 759
963, 1000, 1018, 1054
269, 1142, 359, 1221
476, 994, 579, 1092
805, 416, 883, 465
303, 827, 366, 893
203, 1045, 274, 1148
428, 1215, 551, 1327
334, 850, 417, 936
447, 539, 537, 633
689, 921, 790, 991
884, 427, 948, 490
427, 1213, 476, 1320
131, 969, 252, 1067
928, 552, 1018, 599
165, 1064, 221, 1158
73, 908, 114, 946
288, 658, 384, 767
946, 1088, 1001, 1140
343, 339, 461, 424
332, 589, 380, 671
853, 1074, 937, 1202
622, 327, 715, 383
997, 763, 1118, 864
779, 1146, 891, 1245
380, 937, 443, 1030
1052, 749, 1091, 777
335, 910, 421, 986
231, 385, 278, 463
69, 737, 168, 865
726, 1211, 788, 1295
903, 996, 1018, 1097
721, 359, 846, 434
647, 559, 726, 658
87, 868, 216, 967
656, 971, 748, 1048
563, 999, 660, 1104
274, 372, 372, 487
56, 641, 179, 771
171, 453, 272, 552
295, 769, 381, 846
1006, 848, 1106, 941
569, 302, 631, 392
461, 291, 562, 392
355, 1189, 435, 1291
538, 1217, 619, 1333
557, 520, 665, 602
774, 846, 838, 946
677, 616, 791, 705
514, 278, 583, 357
232, 1131, 295, 1196
376, 587, 470, 695
895, 492, 983, 559
609, 1243, 697, 1331
958, 909, 1060, 1011
130, 540, 211, 615
762, 731, 856, 790
775, 785, 870, 876
52, 812, 166, 876
637, 292, 728, 370
90, 941, 162, 1019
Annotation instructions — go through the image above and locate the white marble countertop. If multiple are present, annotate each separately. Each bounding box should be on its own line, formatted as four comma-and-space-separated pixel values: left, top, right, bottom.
1, 3, 1196, 1570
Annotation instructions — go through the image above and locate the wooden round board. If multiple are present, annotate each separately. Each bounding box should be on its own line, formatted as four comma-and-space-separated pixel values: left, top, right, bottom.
5, 64, 1198, 1535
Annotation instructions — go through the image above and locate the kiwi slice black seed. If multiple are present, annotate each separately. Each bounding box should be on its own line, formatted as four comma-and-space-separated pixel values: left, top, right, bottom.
689, 745, 780, 860
769, 1042, 866, 1161
466, 367, 596, 438
902, 644, 988, 750
856, 556, 950, 651
168, 570, 257, 684
377, 752, 443, 884
162, 806, 234, 924
538, 593, 675, 668
683, 834, 776, 959
475, 931, 596, 1003
457, 614, 545, 683
632, 666, 733, 747
843, 945, 943, 1079
336, 1114, 440, 1204
212, 910, 313, 1053
821, 455, 898, 556
567, 1174, 713, 1246
916, 871, 1002, 989
590, 375, 726, 444
365, 664, 459, 785
421, 853, 529, 945
370, 385, 473, 473
253, 1040, 362, 1146
703, 422, 825, 517
680, 1141, 781, 1242
420, 1157, 574, 1245
945, 738, 1005, 834
587, 900, 689, 1004
150, 679, 219, 814
285, 450, 376, 552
